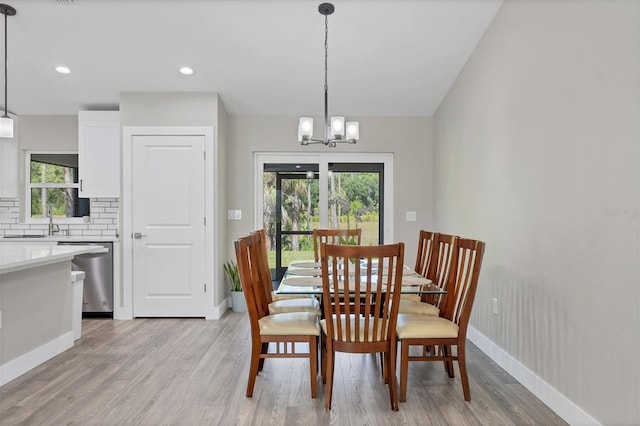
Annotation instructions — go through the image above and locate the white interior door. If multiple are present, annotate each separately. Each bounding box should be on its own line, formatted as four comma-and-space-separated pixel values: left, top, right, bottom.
132, 134, 206, 317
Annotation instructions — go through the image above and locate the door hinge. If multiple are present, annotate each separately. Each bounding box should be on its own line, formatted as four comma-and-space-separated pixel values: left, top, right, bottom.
204, 283, 207, 292
204, 217, 206, 226
204, 151, 206, 160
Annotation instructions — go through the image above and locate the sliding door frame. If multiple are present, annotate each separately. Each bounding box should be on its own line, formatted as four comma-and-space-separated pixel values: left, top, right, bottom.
254, 152, 394, 244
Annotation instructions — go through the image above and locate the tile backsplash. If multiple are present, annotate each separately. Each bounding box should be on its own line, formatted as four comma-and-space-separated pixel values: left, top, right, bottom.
0, 198, 119, 238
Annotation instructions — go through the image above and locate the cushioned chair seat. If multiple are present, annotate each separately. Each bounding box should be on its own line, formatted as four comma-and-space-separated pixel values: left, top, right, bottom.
259, 312, 320, 336
268, 297, 321, 315
396, 314, 459, 339
398, 299, 440, 316
272, 291, 312, 302
320, 315, 389, 342
400, 294, 421, 302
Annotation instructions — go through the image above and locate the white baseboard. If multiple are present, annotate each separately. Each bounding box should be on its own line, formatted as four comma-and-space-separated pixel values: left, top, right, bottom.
467, 326, 600, 426
113, 307, 133, 320
0, 331, 74, 387
206, 296, 230, 320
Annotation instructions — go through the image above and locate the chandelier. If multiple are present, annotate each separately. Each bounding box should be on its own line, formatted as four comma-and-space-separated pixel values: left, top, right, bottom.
298, 3, 359, 148
0, 3, 15, 138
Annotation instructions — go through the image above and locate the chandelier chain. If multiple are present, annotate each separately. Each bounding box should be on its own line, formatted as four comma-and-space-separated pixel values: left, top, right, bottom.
3, 10, 7, 117
324, 14, 328, 93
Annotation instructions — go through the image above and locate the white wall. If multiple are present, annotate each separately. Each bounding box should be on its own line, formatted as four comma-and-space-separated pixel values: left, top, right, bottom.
216, 97, 229, 309
434, 1, 639, 424
18, 115, 78, 151
225, 115, 434, 263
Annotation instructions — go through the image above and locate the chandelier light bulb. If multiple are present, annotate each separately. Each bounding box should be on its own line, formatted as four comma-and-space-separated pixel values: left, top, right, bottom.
330, 116, 344, 139
298, 117, 314, 142
346, 122, 359, 142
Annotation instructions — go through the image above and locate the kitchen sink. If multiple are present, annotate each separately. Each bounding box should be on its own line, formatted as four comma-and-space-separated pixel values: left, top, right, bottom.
2, 235, 46, 238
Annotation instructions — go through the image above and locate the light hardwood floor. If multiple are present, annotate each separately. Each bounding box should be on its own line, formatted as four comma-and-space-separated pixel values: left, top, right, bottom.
0, 313, 566, 425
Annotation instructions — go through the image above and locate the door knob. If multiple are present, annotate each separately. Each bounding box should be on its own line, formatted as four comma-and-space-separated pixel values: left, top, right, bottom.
133, 232, 147, 239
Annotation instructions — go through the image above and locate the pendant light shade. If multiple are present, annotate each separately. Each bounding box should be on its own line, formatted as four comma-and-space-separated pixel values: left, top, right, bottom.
345, 121, 359, 141
0, 115, 12, 137
0, 3, 15, 139
298, 117, 314, 141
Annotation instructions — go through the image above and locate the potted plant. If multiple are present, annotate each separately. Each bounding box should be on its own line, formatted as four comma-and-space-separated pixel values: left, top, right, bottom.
224, 260, 246, 313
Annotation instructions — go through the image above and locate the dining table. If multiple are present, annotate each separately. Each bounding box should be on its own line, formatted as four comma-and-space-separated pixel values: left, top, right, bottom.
276, 259, 446, 297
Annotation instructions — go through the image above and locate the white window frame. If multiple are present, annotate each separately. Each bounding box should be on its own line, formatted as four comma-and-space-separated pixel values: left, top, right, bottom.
24, 150, 87, 224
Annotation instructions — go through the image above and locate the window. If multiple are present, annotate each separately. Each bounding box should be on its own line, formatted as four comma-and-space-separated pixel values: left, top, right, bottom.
26, 151, 90, 221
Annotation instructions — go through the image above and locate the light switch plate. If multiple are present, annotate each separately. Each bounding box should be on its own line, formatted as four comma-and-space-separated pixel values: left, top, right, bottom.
227, 210, 242, 220
406, 211, 417, 222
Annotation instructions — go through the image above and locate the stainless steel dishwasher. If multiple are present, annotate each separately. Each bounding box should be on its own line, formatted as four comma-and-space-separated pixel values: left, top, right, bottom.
58, 242, 113, 315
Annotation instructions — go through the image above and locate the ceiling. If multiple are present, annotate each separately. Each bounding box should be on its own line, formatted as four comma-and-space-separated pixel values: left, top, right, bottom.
4, 0, 502, 117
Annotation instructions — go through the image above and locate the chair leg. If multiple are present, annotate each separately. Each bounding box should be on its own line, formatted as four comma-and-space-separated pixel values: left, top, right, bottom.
320, 334, 327, 384
388, 342, 399, 411
382, 352, 388, 384
258, 342, 269, 371
399, 340, 409, 402
458, 343, 470, 401
324, 346, 335, 411
309, 336, 318, 398
246, 339, 262, 397
442, 345, 455, 378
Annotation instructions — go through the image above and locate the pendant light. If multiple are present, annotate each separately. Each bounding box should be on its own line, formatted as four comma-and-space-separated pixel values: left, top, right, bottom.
0, 3, 15, 138
298, 3, 359, 148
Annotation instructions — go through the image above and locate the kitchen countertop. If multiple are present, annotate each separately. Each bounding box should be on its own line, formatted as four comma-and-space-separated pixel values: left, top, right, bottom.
0, 244, 106, 275
0, 235, 119, 243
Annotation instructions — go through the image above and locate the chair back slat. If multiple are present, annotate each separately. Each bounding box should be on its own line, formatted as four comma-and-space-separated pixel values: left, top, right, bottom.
313, 228, 362, 262
321, 242, 404, 344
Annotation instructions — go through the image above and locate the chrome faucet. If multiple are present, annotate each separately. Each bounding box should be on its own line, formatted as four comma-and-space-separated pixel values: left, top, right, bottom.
47, 203, 59, 236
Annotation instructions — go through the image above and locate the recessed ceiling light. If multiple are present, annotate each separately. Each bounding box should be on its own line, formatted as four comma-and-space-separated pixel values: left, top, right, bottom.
179, 67, 194, 75
55, 66, 71, 74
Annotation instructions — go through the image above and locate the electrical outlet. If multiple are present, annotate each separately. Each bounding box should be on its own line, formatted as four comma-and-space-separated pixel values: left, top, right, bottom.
492, 298, 498, 315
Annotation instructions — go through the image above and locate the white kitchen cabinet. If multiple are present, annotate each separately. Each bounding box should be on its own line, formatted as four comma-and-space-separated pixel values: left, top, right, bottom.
78, 111, 120, 198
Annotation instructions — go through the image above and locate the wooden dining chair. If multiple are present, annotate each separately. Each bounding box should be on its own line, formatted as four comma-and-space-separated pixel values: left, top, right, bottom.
396, 238, 485, 402
234, 234, 320, 398
319, 242, 405, 411
399, 232, 458, 315
251, 230, 321, 314
402, 230, 436, 302
312, 228, 362, 262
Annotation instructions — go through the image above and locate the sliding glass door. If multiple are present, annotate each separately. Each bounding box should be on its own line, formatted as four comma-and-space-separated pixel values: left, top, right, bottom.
264, 164, 318, 280
257, 153, 393, 281
326, 163, 383, 247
